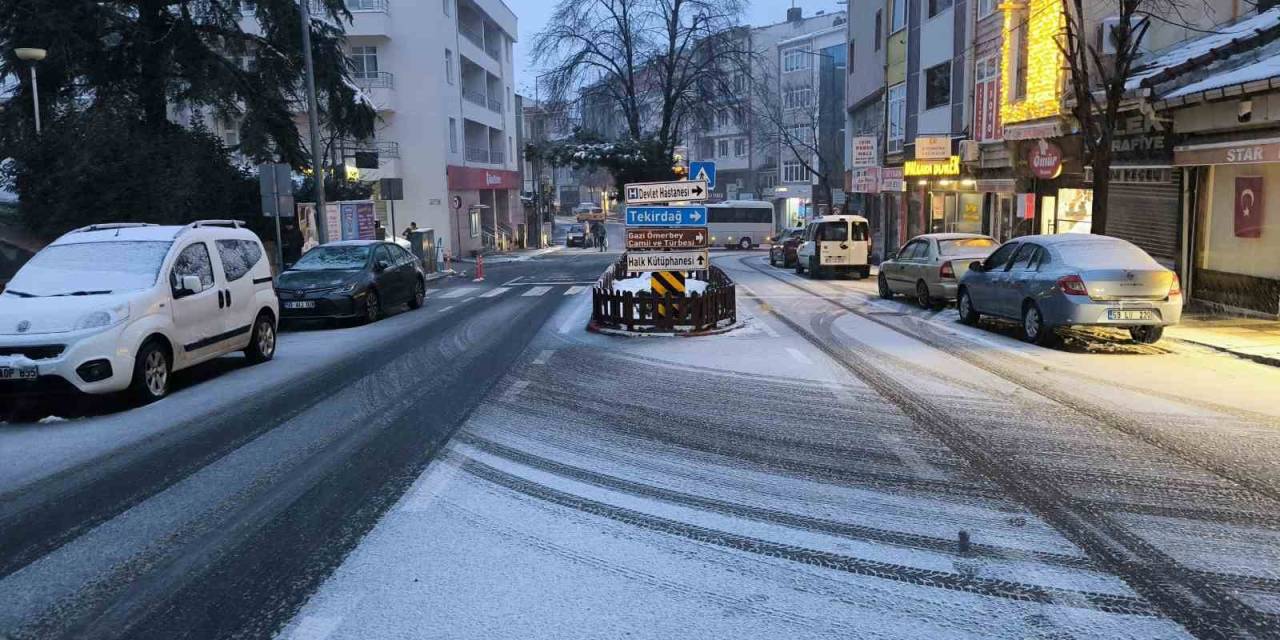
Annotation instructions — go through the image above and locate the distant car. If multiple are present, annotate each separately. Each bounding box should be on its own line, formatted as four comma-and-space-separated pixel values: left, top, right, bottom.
566, 224, 590, 247
794, 215, 872, 279
276, 240, 425, 324
768, 228, 805, 267
878, 233, 998, 308
0, 221, 278, 402
957, 234, 1182, 346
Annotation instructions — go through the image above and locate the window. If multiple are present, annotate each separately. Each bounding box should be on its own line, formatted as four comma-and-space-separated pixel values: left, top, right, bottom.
222, 128, 239, 148
1009, 243, 1041, 271
817, 222, 849, 241
925, 62, 951, 110
978, 0, 996, 17
373, 245, 394, 267
891, 0, 907, 32
507, 86, 512, 111
939, 237, 997, 255
899, 240, 926, 260
783, 87, 812, 110
449, 118, 457, 152
718, 110, 731, 127
469, 207, 480, 237
732, 73, 746, 92
509, 135, 513, 160
983, 242, 1020, 271
699, 139, 714, 158
215, 240, 263, 282
350, 46, 378, 79
786, 125, 811, 145
734, 138, 746, 157
928, 0, 953, 18
887, 82, 906, 152
1012, 8, 1029, 100
848, 40, 855, 74
782, 160, 809, 183
734, 108, 745, 125
170, 242, 214, 293
445, 49, 454, 84
875, 11, 882, 50
718, 139, 730, 157
782, 49, 811, 73
443, 0, 451, 15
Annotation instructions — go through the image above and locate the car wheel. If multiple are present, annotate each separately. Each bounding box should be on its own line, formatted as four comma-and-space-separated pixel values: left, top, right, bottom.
808, 257, 821, 279
915, 281, 934, 309
739, 237, 752, 250
957, 288, 980, 325
408, 278, 426, 309
1021, 302, 1058, 346
362, 289, 382, 324
878, 272, 894, 299
795, 258, 805, 275
131, 340, 171, 403
1129, 325, 1164, 344
244, 312, 277, 364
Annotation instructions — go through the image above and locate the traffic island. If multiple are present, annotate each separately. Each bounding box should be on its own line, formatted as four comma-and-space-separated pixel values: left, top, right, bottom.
589, 258, 738, 336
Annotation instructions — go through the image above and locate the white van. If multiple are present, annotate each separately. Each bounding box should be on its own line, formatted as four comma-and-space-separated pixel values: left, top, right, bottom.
0, 221, 279, 402
794, 215, 872, 279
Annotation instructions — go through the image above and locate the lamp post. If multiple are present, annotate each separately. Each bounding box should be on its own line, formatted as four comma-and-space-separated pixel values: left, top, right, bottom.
14, 47, 46, 135
298, 2, 329, 244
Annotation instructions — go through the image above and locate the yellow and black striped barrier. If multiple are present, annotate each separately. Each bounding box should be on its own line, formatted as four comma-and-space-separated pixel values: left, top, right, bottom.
650, 271, 686, 318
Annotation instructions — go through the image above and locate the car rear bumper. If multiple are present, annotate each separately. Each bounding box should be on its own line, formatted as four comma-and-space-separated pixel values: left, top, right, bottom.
1041, 295, 1183, 327
929, 281, 961, 300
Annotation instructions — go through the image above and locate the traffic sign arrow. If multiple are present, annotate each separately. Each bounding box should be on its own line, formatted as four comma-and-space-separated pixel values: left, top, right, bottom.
690, 211, 703, 222
691, 185, 704, 196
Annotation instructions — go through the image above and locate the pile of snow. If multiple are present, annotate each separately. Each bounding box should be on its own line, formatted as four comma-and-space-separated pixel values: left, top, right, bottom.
610, 273, 709, 295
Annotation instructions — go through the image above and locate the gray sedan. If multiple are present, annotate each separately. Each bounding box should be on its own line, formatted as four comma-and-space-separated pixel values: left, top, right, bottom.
878, 233, 998, 308
956, 234, 1183, 346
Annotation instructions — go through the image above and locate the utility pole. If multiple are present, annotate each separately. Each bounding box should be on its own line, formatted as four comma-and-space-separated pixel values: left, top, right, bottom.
299, 0, 329, 243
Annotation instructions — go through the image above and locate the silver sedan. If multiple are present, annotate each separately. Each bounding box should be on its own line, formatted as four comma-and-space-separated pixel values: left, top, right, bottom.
878, 233, 999, 308
956, 234, 1183, 346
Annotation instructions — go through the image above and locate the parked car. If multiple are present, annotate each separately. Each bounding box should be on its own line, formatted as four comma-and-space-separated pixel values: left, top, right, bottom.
795, 215, 872, 279
0, 221, 278, 402
276, 240, 425, 324
566, 224, 590, 247
768, 227, 805, 267
956, 234, 1182, 346
878, 233, 998, 308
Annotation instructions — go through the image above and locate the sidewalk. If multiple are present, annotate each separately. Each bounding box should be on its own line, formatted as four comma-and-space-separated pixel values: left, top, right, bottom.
1167, 315, 1280, 367
452, 245, 564, 264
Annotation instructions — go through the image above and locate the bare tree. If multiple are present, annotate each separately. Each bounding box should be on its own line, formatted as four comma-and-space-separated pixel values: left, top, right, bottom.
748, 60, 842, 209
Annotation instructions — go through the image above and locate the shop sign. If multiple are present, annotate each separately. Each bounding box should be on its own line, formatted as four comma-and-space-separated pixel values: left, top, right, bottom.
1235, 176, 1265, 238
903, 156, 961, 177
975, 179, 1016, 193
1175, 139, 1280, 166
851, 167, 881, 193
1003, 121, 1064, 141
1111, 132, 1174, 163
879, 167, 905, 192
447, 166, 520, 190
852, 136, 878, 167
1026, 140, 1063, 179
915, 136, 951, 160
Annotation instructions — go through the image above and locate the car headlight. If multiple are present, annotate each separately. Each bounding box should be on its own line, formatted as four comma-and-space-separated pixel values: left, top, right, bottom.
337, 282, 359, 294
74, 304, 129, 331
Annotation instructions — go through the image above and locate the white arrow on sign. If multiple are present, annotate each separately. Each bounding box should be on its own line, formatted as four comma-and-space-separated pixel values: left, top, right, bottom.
689, 211, 703, 222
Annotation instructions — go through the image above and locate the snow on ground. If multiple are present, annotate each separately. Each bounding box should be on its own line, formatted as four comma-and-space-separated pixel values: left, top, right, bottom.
610, 273, 709, 295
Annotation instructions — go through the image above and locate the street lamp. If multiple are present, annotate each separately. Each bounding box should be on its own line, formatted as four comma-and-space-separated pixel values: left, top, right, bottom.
14, 47, 46, 135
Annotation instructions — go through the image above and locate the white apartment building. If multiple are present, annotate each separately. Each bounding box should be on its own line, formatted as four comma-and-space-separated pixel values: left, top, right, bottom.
239, 0, 520, 258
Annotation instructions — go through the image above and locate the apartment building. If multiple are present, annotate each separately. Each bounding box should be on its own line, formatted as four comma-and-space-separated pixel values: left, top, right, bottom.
844, 0, 889, 255
239, 0, 520, 258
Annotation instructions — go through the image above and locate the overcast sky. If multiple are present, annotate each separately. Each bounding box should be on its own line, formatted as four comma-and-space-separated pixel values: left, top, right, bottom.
512, 0, 847, 97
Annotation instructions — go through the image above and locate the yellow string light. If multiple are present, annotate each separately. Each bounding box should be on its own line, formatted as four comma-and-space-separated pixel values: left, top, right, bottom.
1000, 0, 1064, 123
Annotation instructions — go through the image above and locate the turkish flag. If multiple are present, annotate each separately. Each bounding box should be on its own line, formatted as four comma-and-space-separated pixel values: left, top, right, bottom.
1235, 176, 1264, 238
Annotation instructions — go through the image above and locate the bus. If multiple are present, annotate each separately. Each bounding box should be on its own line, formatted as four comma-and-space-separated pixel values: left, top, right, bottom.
706, 201, 774, 250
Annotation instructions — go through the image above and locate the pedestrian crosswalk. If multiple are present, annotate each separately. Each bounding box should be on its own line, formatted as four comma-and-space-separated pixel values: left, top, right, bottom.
427, 281, 592, 308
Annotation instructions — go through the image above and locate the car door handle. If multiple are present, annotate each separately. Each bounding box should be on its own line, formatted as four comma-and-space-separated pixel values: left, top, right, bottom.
218, 290, 225, 308
225, 289, 231, 307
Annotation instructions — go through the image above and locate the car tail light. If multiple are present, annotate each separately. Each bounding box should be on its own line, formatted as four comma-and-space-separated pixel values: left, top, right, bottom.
939, 261, 955, 279
1169, 273, 1182, 297
1057, 274, 1089, 296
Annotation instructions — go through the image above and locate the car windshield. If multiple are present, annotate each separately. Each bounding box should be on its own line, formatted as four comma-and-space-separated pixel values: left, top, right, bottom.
570, 225, 584, 232
290, 245, 372, 271
4, 241, 171, 296
938, 237, 997, 255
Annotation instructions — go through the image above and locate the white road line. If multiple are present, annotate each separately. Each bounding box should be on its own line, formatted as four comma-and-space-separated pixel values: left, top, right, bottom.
480, 287, 510, 298
564, 285, 587, 296
532, 349, 555, 365
501, 276, 525, 286
400, 455, 465, 514
786, 347, 813, 365
437, 304, 455, 313
500, 379, 530, 402
559, 294, 592, 334
286, 615, 343, 640
437, 287, 475, 299
522, 286, 553, 297
878, 434, 947, 481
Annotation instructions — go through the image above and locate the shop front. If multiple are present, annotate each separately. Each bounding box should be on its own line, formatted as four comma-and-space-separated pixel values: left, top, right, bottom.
446, 165, 522, 257
1177, 138, 1280, 317
1092, 128, 1182, 267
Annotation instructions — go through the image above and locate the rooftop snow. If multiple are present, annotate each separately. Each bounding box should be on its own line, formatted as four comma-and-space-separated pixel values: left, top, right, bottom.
1162, 47, 1280, 98
1127, 7, 1280, 91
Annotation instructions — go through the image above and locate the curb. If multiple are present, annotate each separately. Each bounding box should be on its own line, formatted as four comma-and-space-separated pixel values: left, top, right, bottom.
1169, 336, 1280, 368
587, 319, 740, 338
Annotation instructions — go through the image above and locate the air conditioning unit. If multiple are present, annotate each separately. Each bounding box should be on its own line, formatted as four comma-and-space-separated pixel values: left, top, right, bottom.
959, 140, 980, 162
1097, 16, 1148, 56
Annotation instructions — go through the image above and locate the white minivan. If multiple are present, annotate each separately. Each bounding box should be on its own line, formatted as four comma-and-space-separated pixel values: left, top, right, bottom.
0, 221, 279, 402
794, 215, 872, 279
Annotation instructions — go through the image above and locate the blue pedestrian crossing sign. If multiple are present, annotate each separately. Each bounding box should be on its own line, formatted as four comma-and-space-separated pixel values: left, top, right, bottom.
625, 206, 707, 226
689, 161, 716, 189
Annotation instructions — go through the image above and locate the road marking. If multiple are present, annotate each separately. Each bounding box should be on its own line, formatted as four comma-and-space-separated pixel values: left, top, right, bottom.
437, 287, 475, 299
522, 286, 552, 297
532, 349, 555, 365
400, 455, 465, 513
501, 379, 530, 402
786, 347, 813, 365
559, 294, 591, 334
502, 276, 525, 286
437, 304, 455, 313
879, 434, 946, 481
564, 285, 587, 296
480, 287, 510, 298
286, 615, 343, 640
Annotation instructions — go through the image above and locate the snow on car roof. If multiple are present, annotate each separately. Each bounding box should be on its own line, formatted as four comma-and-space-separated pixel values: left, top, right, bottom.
1036, 234, 1164, 270
50, 225, 182, 245
325, 240, 384, 246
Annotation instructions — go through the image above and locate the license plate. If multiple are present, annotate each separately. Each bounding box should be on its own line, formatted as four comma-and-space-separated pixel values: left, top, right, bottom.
822, 255, 847, 264
284, 301, 316, 310
1107, 309, 1154, 321
0, 365, 37, 380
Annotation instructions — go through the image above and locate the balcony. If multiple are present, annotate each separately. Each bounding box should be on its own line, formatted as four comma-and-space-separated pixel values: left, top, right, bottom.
464, 146, 504, 165
353, 71, 395, 112
487, 95, 503, 114
459, 23, 485, 50
462, 87, 487, 108
311, 0, 389, 37
343, 139, 400, 159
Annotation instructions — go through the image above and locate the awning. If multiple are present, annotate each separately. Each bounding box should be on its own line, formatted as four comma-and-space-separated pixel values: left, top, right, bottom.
1173, 137, 1280, 166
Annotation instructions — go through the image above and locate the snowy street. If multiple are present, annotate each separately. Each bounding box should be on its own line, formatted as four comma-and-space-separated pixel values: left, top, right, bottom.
2, 243, 1279, 639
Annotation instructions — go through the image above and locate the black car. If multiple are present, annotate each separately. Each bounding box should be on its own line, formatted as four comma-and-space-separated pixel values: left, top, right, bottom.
276, 241, 426, 323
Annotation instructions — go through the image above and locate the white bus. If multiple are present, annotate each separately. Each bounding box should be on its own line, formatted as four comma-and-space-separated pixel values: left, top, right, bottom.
706, 201, 774, 250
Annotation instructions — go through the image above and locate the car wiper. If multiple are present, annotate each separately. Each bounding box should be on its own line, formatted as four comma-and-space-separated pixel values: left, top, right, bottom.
3, 289, 35, 298
53, 290, 112, 296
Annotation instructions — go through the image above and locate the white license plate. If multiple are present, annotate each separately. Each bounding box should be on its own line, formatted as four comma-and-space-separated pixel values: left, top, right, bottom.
822, 255, 847, 264
0, 365, 38, 380
284, 301, 316, 309
1107, 309, 1154, 321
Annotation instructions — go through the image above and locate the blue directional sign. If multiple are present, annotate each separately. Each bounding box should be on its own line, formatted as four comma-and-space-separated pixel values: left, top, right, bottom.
689, 161, 717, 189
625, 206, 708, 227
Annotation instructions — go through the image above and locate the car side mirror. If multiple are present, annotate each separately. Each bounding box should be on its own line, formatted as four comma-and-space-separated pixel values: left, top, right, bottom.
374, 260, 390, 273
969, 261, 985, 273
175, 275, 202, 298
